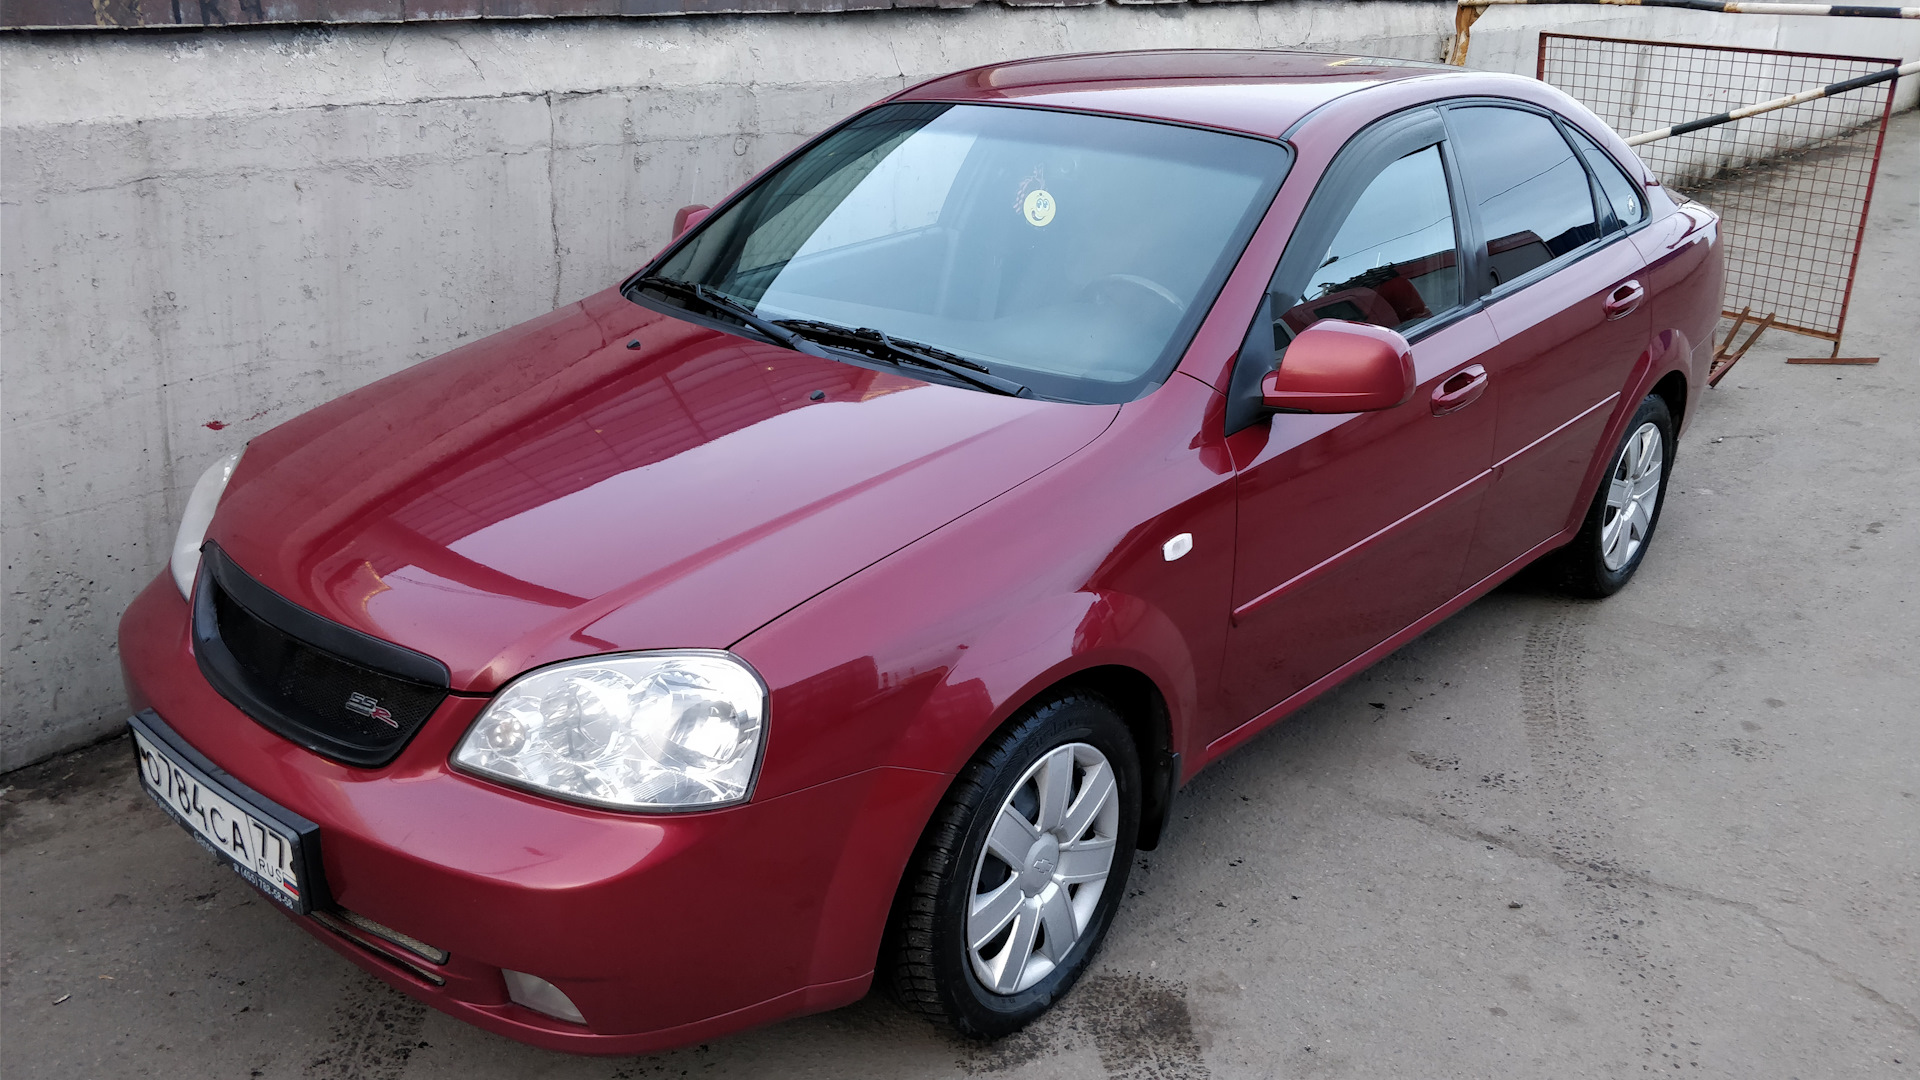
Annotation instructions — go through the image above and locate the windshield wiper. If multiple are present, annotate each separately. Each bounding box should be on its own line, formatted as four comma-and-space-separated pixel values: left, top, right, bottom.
774, 319, 1030, 398
632, 275, 812, 353
631, 279, 1030, 396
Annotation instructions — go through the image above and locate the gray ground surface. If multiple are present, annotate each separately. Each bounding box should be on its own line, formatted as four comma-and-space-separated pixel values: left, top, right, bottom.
4, 112, 1915, 1080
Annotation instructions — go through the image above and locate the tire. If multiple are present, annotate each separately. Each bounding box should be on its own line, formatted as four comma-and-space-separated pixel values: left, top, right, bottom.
888, 693, 1141, 1039
1548, 393, 1675, 598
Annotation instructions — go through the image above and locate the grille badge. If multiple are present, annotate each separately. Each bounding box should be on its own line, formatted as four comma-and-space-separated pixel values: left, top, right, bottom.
345, 692, 398, 728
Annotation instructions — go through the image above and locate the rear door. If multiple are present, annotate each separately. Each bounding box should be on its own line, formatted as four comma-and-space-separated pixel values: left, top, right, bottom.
1213, 108, 1499, 739
1444, 104, 1654, 585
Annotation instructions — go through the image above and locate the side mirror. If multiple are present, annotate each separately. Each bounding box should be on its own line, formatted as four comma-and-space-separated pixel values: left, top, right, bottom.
1261, 320, 1416, 413
672, 204, 712, 238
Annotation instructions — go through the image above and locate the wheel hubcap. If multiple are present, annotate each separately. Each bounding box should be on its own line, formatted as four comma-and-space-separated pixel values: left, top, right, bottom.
1601, 421, 1664, 572
967, 742, 1119, 996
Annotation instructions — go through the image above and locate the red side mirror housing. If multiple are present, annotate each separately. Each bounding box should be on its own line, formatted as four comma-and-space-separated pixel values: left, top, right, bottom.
1261, 320, 1417, 413
672, 204, 712, 238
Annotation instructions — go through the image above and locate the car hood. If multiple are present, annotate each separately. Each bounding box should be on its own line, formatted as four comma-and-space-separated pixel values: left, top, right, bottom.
210, 288, 1119, 693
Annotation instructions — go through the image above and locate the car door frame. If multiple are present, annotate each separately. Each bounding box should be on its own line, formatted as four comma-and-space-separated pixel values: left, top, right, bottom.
1207, 104, 1504, 752
1221, 98, 1653, 427
1436, 97, 1664, 584
1439, 96, 1650, 305
1222, 105, 1483, 433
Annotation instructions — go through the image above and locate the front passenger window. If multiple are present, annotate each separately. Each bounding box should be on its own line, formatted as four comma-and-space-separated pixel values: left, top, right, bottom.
1279, 144, 1460, 338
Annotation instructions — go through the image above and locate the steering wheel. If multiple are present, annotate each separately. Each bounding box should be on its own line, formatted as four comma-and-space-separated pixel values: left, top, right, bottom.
1078, 273, 1187, 318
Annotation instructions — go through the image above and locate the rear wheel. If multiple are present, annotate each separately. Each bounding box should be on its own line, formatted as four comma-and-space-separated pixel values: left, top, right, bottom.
1548, 393, 1675, 598
888, 693, 1140, 1039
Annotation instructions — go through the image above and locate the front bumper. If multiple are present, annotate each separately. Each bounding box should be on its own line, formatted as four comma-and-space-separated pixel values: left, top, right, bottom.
118, 573, 947, 1054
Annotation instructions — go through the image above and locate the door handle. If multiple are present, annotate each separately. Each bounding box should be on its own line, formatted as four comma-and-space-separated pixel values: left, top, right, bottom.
1431, 364, 1488, 416
1604, 279, 1645, 320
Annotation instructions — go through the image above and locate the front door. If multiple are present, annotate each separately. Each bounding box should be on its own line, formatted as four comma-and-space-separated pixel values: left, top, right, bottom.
1213, 112, 1498, 741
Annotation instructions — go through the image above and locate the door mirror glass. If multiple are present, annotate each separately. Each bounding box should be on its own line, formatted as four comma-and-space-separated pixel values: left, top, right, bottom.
673, 204, 712, 238
1262, 320, 1416, 414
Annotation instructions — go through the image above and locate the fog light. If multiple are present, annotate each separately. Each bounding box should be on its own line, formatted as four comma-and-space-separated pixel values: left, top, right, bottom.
502, 969, 586, 1025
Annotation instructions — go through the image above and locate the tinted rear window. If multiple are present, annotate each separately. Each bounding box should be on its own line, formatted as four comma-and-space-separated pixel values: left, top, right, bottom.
1566, 125, 1646, 229
1449, 106, 1601, 289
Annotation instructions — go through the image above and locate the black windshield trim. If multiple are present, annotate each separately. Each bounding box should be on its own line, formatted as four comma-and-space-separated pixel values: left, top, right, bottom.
896, 98, 1292, 148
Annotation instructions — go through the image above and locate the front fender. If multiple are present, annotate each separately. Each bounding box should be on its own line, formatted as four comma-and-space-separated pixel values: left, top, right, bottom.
728, 578, 1207, 995
732, 373, 1235, 803
728, 372, 1236, 983
892, 587, 1197, 781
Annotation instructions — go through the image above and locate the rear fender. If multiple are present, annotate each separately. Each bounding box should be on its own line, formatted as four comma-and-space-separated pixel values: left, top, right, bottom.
1568, 334, 1691, 536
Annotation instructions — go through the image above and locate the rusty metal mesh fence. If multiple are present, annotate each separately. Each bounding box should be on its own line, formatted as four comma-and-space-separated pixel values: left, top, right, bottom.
1538, 34, 1897, 342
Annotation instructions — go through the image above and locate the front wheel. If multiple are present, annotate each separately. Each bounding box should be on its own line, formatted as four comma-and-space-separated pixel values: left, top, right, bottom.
888, 693, 1140, 1039
1549, 393, 1675, 598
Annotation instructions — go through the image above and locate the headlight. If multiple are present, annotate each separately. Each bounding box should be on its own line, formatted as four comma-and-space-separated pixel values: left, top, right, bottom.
454, 651, 767, 811
170, 451, 242, 599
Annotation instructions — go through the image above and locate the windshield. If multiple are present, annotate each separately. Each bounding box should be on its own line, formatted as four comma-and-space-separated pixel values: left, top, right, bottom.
641, 102, 1289, 403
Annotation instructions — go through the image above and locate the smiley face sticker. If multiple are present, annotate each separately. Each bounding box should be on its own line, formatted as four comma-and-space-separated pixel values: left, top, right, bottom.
1021, 188, 1056, 228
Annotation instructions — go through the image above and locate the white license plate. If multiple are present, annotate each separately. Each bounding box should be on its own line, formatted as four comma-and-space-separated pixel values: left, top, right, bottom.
131, 715, 315, 913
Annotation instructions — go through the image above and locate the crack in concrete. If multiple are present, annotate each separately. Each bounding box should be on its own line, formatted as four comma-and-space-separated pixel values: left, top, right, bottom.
1774, 935, 1920, 1035
1361, 795, 1920, 1035
437, 30, 485, 79
1363, 793, 1752, 908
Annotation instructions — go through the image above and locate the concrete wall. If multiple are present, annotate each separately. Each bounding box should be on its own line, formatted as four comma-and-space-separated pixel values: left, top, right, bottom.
0, 1, 1458, 771
4, 0, 1915, 771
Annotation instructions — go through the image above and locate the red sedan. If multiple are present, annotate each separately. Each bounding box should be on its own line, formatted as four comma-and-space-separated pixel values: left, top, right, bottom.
119, 49, 1722, 1053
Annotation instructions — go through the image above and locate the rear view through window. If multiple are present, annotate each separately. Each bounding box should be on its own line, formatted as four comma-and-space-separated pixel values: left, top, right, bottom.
650, 103, 1288, 402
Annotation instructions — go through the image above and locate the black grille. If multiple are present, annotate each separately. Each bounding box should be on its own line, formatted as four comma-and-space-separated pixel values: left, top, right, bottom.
193, 544, 450, 768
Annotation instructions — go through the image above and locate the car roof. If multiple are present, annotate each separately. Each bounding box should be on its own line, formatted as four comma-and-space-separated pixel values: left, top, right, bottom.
892, 49, 1473, 141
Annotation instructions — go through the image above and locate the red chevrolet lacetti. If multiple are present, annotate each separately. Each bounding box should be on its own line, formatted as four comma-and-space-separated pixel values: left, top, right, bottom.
119, 49, 1722, 1052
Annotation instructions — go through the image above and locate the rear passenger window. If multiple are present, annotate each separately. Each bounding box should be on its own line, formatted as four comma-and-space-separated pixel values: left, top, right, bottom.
1448, 106, 1601, 289
1565, 125, 1645, 229
1279, 144, 1459, 338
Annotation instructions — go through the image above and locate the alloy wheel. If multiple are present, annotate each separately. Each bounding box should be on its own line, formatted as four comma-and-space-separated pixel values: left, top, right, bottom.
966, 742, 1120, 995
1601, 420, 1664, 571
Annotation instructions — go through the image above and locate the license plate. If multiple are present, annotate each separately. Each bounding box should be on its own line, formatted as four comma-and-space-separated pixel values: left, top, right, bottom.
129, 712, 322, 914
